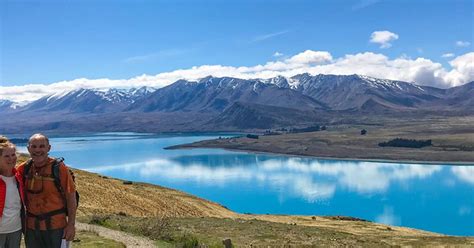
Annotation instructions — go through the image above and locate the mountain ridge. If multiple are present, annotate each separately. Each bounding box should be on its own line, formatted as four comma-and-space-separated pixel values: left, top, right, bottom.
1, 74, 472, 132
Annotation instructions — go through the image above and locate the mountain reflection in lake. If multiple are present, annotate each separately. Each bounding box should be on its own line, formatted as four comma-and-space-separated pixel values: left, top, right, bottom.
17, 133, 474, 236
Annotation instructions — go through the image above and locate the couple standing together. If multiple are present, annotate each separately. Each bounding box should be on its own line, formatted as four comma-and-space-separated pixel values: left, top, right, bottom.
0, 134, 76, 248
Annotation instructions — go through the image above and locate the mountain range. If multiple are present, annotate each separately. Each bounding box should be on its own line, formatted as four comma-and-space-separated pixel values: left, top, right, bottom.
1, 74, 472, 133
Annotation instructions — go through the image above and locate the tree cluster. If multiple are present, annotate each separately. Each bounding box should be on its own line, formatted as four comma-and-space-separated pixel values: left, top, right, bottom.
246, 134, 259, 139
378, 138, 432, 148
289, 125, 321, 133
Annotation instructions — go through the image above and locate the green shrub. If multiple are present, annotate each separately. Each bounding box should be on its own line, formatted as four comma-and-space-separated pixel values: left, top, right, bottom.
138, 216, 172, 240
176, 234, 199, 248
89, 215, 111, 227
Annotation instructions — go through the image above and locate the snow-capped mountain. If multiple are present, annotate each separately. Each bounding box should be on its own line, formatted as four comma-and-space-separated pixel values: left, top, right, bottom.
5, 74, 473, 114
19, 86, 155, 113
126, 76, 326, 113
0, 100, 14, 111
95, 86, 156, 104
270, 74, 446, 110
1, 74, 472, 133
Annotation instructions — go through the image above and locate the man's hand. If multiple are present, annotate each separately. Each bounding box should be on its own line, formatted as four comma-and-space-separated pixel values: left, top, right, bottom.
63, 223, 76, 241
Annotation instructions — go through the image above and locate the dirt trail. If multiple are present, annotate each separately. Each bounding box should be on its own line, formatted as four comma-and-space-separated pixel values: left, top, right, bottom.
77, 222, 155, 248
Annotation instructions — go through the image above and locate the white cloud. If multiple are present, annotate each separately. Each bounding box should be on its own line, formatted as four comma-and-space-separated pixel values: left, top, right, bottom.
1, 50, 473, 102
273, 52, 284, 57
443, 52, 474, 86
442, 53, 455, 58
370, 30, 399, 49
285, 50, 333, 64
456, 41, 471, 47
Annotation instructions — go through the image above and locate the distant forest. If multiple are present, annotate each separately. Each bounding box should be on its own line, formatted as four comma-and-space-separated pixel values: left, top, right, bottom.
379, 138, 432, 148
289, 125, 324, 133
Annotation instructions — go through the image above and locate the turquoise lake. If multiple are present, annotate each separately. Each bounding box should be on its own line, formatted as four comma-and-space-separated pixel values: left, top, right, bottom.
16, 133, 474, 236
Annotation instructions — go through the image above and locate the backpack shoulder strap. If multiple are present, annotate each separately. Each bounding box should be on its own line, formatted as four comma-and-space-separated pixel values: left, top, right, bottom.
51, 157, 65, 196
23, 159, 33, 182
50, 157, 79, 210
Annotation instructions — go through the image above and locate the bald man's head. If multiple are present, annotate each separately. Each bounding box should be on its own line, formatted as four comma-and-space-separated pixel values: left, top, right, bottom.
28, 133, 50, 146
27, 133, 51, 167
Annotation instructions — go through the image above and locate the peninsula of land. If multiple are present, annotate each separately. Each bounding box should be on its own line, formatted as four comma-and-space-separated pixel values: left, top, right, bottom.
168, 117, 474, 164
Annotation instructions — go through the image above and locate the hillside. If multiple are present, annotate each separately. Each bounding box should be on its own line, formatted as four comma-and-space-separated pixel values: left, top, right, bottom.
74, 169, 237, 218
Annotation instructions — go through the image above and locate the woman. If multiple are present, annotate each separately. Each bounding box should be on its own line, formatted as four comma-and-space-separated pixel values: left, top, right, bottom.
0, 138, 23, 248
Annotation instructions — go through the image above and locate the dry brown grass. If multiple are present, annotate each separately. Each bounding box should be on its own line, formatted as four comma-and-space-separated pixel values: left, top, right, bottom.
74, 169, 238, 218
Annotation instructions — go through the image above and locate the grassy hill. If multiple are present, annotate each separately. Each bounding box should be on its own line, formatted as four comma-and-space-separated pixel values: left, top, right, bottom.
74, 169, 237, 218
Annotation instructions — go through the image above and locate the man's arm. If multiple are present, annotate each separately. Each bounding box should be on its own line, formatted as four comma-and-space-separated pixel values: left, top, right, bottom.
59, 164, 77, 241
63, 192, 76, 241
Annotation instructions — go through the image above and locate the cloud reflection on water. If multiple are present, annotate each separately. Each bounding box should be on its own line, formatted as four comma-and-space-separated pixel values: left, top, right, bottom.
376, 206, 401, 226
259, 158, 442, 193
87, 156, 448, 202
451, 166, 474, 185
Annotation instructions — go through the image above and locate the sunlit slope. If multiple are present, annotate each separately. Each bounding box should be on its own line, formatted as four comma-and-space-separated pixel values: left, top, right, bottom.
74, 169, 238, 218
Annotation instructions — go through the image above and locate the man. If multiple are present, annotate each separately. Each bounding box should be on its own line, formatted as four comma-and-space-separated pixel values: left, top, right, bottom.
16, 134, 76, 248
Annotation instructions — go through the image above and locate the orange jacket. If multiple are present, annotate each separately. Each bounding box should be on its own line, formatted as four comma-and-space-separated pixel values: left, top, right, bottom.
16, 158, 75, 230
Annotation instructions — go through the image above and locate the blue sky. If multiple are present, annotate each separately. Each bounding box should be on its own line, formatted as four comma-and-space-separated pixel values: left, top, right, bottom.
0, 0, 473, 101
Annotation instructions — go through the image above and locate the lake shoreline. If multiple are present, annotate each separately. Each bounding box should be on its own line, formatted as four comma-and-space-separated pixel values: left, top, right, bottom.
166, 124, 474, 165
167, 144, 474, 166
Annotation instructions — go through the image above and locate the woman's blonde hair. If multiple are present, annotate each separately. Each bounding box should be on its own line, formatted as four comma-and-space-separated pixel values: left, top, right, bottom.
0, 136, 16, 156
0, 135, 9, 144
